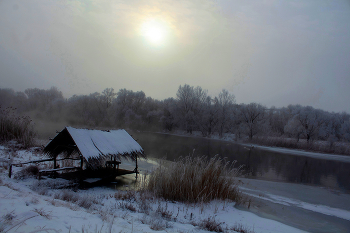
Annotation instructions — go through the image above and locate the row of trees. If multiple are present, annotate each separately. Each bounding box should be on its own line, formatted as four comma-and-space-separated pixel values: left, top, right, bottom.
1, 85, 350, 144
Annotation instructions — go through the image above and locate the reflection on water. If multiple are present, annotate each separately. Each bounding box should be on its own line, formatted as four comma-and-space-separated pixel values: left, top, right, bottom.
103, 158, 171, 191
131, 132, 350, 191
104, 173, 147, 191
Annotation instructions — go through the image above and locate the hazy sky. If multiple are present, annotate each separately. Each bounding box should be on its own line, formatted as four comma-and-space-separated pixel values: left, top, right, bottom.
0, 0, 349, 113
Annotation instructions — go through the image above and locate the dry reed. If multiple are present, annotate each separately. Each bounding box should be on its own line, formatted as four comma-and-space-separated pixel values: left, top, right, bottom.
0, 106, 36, 148
147, 155, 243, 203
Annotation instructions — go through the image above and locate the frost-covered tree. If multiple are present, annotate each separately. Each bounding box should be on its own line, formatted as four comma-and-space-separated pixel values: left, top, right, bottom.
102, 88, 116, 108
284, 117, 304, 142
238, 103, 266, 140
267, 106, 290, 136
67, 95, 92, 125
114, 89, 146, 128
142, 97, 162, 130
0, 88, 16, 108
160, 97, 177, 131
298, 107, 326, 142
176, 84, 207, 134
197, 96, 219, 137
341, 120, 350, 142
286, 105, 326, 142
216, 89, 235, 137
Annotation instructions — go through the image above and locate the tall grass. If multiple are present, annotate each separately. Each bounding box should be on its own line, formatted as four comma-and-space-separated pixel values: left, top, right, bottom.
147, 155, 243, 203
0, 106, 36, 148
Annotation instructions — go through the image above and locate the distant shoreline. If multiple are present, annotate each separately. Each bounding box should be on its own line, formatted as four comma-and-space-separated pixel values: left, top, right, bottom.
147, 130, 350, 163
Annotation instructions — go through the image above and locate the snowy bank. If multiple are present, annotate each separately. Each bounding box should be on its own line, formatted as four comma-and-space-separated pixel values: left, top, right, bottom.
0, 144, 306, 233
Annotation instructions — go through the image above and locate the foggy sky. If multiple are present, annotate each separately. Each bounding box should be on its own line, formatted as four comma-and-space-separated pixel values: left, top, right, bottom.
0, 0, 349, 113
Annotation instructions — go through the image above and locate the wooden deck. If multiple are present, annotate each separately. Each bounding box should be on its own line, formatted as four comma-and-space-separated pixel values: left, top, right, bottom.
9, 157, 139, 188
52, 168, 138, 188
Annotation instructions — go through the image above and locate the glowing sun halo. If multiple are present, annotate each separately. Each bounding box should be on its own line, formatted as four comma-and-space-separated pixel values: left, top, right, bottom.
141, 19, 167, 45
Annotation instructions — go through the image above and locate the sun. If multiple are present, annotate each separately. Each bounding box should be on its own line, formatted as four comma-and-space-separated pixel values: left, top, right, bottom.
141, 19, 167, 45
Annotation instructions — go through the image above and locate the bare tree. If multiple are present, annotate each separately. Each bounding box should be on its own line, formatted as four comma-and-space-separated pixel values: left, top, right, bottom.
114, 89, 146, 128
239, 103, 266, 140
341, 120, 350, 142
293, 106, 326, 142
216, 89, 235, 137
284, 117, 304, 142
102, 88, 116, 108
161, 98, 177, 131
198, 96, 219, 137
176, 84, 208, 134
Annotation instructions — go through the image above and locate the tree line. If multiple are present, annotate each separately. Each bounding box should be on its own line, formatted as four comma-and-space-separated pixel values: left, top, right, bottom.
1, 85, 350, 146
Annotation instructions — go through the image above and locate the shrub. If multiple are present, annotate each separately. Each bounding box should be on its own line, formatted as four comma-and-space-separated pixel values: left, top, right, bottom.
140, 215, 170, 231
114, 190, 136, 201
33, 208, 51, 219
230, 223, 255, 233
14, 165, 39, 180
137, 193, 152, 214
156, 202, 173, 220
147, 155, 243, 203
77, 197, 93, 209
2, 211, 16, 223
0, 106, 36, 148
200, 217, 224, 232
59, 189, 79, 202
118, 202, 136, 212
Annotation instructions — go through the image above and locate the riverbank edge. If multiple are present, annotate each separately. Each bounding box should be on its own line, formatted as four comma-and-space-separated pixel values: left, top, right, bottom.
143, 130, 350, 163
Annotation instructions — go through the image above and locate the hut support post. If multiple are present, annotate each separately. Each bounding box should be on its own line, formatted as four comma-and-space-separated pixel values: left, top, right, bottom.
53, 157, 57, 178
53, 157, 57, 169
135, 153, 138, 179
80, 156, 83, 170
79, 155, 84, 187
8, 164, 12, 178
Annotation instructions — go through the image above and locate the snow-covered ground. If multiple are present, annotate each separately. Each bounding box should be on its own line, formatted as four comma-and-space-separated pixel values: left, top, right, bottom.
0, 143, 306, 233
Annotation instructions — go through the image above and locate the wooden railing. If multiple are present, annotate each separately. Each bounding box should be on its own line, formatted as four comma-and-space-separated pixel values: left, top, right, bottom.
38, 166, 81, 179
8, 157, 83, 178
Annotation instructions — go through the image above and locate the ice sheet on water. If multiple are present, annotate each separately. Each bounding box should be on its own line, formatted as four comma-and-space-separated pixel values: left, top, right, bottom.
242, 189, 350, 221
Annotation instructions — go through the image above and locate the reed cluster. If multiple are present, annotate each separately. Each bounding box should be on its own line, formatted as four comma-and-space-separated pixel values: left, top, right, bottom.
147, 155, 243, 203
0, 106, 36, 148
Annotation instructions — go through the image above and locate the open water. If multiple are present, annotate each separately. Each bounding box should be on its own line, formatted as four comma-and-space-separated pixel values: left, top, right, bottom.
131, 132, 350, 192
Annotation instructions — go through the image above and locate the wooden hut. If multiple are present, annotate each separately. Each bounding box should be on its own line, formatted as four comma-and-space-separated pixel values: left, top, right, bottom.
43, 127, 144, 184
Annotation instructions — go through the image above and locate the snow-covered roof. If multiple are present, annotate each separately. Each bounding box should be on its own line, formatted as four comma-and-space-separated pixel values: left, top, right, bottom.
44, 127, 144, 161
66, 127, 143, 160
